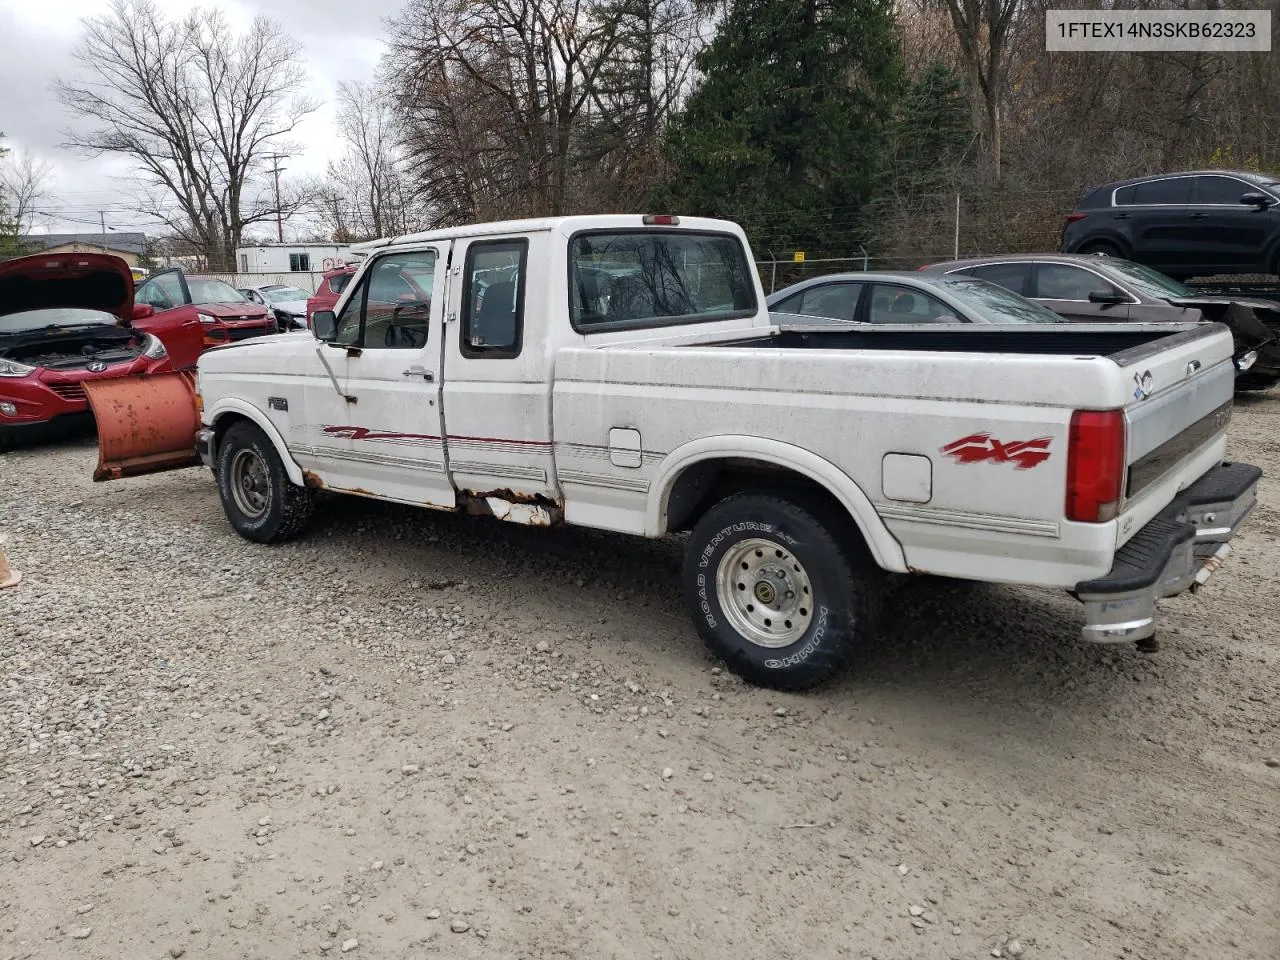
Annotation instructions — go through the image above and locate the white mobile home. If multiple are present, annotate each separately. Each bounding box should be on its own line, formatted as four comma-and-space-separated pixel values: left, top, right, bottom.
235, 243, 354, 274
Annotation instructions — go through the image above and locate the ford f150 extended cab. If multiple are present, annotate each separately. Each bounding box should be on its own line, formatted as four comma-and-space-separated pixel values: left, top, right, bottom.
84, 215, 1262, 691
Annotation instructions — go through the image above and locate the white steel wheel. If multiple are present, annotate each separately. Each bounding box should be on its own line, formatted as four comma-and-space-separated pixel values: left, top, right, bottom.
715, 537, 814, 648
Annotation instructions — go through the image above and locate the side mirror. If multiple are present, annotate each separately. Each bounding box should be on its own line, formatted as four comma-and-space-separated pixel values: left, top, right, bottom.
131, 303, 155, 320
1239, 192, 1272, 209
311, 309, 337, 341
1088, 290, 1126, 305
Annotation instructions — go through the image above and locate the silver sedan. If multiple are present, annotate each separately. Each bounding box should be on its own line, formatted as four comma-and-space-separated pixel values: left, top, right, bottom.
764, 271, 1067, 326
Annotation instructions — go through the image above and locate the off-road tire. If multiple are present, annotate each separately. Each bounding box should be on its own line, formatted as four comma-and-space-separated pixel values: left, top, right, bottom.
216, 420, 314, 543
683, 492, 881, 691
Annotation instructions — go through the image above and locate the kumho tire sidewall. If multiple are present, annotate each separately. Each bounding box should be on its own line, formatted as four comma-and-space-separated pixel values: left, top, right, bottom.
686, 498, 866, 690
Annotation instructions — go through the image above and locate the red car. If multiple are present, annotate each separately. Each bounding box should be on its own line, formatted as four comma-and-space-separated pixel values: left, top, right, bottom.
0, 252, 172, 449
306, 264, 358, 325
133, 268, 276, 369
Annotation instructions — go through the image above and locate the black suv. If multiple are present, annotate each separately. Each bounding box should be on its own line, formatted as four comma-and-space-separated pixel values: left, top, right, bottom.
1060, 170, 1280, 279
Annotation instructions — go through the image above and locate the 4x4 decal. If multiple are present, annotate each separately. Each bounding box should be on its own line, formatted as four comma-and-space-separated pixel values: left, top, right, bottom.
940, 433, 1052, 469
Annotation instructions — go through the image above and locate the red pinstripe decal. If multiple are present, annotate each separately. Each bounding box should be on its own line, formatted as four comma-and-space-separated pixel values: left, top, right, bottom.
322, 425, 552, 446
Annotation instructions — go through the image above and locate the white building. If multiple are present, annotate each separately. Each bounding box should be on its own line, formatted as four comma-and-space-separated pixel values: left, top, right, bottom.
235, 243, 355, 274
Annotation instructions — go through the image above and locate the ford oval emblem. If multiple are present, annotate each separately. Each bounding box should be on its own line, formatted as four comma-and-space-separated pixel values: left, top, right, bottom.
1133, 370, 1153, 401
87, 360, 107, 373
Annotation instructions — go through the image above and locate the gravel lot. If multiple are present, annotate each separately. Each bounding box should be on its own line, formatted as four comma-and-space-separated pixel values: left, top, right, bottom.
2, 397, 1278, 960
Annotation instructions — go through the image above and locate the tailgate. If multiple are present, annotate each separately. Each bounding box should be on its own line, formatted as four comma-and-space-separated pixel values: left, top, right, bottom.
1112, 325, 1235, 542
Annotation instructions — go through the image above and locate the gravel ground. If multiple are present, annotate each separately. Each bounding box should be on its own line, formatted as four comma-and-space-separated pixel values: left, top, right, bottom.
1, 397, 1278, 960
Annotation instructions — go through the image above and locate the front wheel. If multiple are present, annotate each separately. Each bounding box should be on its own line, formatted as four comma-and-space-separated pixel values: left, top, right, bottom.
216, 420, 314, 543
683, 492, 881, 691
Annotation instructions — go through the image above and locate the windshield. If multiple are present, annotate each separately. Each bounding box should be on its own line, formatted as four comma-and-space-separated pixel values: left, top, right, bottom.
0, 307, 119, 336
187, 278, 248, 304
929, 277, 1066, 323
1096, 260, 1193, 299
261, 286, 311, 303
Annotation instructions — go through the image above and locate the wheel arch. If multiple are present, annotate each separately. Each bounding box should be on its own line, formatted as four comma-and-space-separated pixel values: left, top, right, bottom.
1070, 232, 1131, 257
647, 436, 907, 573
206, 399, 305, 487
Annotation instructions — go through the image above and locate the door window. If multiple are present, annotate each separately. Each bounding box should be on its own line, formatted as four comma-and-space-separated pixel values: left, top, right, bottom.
1132, 177, 1192, 205
1034, 264, 1122, 301
137, 273, 184, 309
1113, 185, 1137, 205
333, 250, 436, 349
1194, 175, 1253, 205
462, 240, 527, 357
867, 284, 959, 323
774, 283, 862, 321
962, 262, 1032, 296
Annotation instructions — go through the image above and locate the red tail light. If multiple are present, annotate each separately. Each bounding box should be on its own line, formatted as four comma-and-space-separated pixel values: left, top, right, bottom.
1065, 212, 1088, 224
642, 215, 680, 226
1065, 410, 1126, 522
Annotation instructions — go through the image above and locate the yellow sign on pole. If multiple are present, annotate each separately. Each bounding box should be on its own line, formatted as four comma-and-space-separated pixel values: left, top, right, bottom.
793, 251, 805, 263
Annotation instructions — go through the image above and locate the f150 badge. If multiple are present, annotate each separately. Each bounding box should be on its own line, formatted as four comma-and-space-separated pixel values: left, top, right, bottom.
940, 433, 1052, 469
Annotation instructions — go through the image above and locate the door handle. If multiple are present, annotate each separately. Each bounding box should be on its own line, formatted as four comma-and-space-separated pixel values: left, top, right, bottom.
1113, 213, 1131, 220
403, 366, 435, 382
1189, 212, 1208, 220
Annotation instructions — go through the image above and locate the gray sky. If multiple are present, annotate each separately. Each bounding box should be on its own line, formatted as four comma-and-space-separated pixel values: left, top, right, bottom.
0, 0, 406, 239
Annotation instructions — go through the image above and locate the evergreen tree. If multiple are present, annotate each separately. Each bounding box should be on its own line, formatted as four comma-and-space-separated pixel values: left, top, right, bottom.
655, 0, 903, 256
886, 61, 973, 202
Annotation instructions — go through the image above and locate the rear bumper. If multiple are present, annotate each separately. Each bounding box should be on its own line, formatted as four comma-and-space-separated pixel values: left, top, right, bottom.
1076, 461, 1261, 643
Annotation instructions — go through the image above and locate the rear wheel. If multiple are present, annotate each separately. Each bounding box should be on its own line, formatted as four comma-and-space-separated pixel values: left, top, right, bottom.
216, 420, 314, 543
683, 492, 881, 691
1078, 240, 1123, 259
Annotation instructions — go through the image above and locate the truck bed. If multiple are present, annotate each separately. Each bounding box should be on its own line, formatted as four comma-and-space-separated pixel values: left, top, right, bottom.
726, 321, 1208, 361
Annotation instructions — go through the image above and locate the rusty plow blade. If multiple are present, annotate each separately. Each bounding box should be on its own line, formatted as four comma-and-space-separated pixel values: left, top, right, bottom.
83, 371, 201, 481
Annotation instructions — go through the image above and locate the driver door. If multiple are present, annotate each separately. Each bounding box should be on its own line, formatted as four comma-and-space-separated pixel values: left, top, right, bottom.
1031, 263, 1132, 322
132, 268, 204, 369
310, 245, 454, 507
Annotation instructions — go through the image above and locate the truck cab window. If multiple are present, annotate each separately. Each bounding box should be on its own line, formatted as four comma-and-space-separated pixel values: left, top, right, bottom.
462, 240, 527, 357
569, 231, 756, 332
334, 251, 436, 349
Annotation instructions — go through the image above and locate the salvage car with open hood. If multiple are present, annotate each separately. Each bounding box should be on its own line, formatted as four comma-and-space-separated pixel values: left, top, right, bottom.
0, 252, 171, 448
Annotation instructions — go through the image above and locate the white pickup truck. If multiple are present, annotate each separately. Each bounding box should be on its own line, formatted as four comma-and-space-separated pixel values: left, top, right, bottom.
87, 214, 1261, 690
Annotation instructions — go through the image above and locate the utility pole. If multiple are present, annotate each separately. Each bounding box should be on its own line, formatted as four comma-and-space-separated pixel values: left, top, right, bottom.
266, 153, 288, 242
324, 194, 345, 241
100, 211, 107, 253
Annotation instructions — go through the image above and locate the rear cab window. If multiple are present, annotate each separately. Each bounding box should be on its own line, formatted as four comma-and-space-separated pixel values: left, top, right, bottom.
569, 231, 757, 333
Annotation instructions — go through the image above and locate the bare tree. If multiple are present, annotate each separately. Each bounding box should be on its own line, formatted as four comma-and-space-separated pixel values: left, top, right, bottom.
54, 0, 319, 270
0, 147, 52, 234
322, 82, 414, 240
926, 0, 1026, 178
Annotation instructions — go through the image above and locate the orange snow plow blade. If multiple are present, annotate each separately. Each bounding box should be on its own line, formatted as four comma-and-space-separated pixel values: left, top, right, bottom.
83, 371, 202, 481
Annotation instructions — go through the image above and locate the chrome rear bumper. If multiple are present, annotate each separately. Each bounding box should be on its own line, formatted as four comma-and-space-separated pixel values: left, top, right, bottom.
1076, 461, 1260, 643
